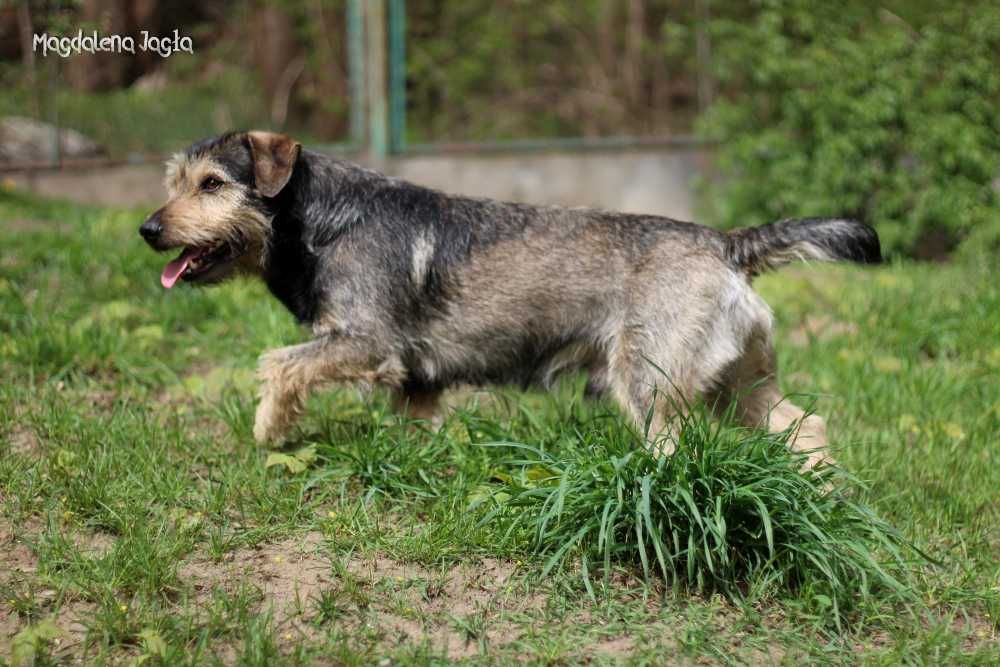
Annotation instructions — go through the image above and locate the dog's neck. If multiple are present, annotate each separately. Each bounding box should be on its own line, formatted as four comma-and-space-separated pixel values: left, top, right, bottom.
261, 152, 369, 324
260, 156, 325, 323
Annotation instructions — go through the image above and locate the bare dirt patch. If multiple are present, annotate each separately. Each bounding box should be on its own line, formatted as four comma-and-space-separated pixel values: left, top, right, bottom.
951, 610, 998, 652
0, 518, 98, 661
5, 424, 40, 457
0, 519, 40, 649
0, 517, 41, 581
591, 634, 637, 657
346, 554, 522, 617
179, 531, 331, 618
345, 554, 535, 658
72, 530, 116, 558
176, 533, 552, 660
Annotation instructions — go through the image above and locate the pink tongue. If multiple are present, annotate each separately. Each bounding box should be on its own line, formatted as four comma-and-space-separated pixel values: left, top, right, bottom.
161, 248, 199, 289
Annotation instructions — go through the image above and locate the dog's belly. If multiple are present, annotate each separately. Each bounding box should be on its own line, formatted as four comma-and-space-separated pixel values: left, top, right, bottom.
404, 331, 607, 392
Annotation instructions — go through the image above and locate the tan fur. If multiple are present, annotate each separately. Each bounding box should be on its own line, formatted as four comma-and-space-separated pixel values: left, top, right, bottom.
254, 338, 407, 444
160, 154, 272, 271
246, 131, 301, 197
707, 308, 832, 467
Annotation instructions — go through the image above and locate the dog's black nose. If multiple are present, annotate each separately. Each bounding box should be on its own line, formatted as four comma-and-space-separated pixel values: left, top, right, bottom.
139, 210, 163, 241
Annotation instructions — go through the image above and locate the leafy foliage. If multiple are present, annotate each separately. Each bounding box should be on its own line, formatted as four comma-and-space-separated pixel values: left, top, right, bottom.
699, 0, 1000, 257
406, 0, 702, 141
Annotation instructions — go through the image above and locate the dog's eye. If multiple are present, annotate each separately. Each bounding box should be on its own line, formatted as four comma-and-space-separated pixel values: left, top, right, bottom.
201, 176, 223, 192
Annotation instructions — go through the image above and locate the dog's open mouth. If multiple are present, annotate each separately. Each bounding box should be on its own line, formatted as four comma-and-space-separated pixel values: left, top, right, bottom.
160, 243, 238, 289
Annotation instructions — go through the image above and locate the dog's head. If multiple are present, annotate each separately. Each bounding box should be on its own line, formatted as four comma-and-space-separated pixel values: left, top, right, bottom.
139, 131, 300, 288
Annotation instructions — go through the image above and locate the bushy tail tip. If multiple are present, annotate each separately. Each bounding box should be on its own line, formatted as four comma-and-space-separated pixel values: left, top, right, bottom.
726, 218, 881, 276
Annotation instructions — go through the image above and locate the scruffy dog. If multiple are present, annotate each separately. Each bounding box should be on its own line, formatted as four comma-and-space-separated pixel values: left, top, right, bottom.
140, 131, 880, 467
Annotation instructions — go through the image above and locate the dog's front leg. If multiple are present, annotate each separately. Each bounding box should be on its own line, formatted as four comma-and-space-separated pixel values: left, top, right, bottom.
254, 335, 405, 444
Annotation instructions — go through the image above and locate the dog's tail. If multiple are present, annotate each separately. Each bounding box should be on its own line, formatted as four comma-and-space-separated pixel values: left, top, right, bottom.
724, 217, 881, 277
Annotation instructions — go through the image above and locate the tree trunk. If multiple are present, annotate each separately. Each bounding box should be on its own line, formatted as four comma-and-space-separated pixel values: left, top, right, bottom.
16, 1, 38, 115
250, 3, 299, 126
64, 0, 129, 92
624, 0, 646, 114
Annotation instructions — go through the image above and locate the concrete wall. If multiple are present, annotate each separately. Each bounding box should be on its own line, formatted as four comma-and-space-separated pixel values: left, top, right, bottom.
386, 147, 708, 220
9, 163, 166, 208
6, 146, 710, 220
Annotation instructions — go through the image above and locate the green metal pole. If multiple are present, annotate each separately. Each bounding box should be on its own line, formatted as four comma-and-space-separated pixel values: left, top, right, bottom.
347, 0, 365, 150
388, 0, 407, 153
366, 0, 388, 161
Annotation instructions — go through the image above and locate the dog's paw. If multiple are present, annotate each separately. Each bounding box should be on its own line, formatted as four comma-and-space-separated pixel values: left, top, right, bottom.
253, 396, 288, 446
801, 449, 836, 472
650, 439, 676, 458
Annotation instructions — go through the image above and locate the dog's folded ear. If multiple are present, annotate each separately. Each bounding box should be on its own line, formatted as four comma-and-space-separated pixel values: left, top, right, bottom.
247, 131, 301, 198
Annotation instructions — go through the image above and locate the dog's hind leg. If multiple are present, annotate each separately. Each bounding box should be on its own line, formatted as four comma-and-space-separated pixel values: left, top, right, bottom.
606, 330, 700, 457
254, 335, 406, 444
391, 384, 443, 429
715, 327, 831, 469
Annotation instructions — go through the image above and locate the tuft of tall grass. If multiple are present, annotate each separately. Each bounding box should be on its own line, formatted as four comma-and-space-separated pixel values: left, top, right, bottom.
475, 408, 923, 627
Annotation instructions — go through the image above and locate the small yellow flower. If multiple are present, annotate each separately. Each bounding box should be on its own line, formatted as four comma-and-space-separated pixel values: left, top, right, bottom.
837, 348, 863, 363
119, 604, 128, 613
897, 414, 920, 434
874, 356, 904, 373
283, 632, 293, 641
942, 422, 965, 441
327, 511, 337, 519
876, 273, 901, 288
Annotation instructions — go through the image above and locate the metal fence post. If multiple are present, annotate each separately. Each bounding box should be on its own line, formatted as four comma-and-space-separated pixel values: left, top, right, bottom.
366, 0, 388, 162
347, 0, 366, 151
388, 0, 407, 153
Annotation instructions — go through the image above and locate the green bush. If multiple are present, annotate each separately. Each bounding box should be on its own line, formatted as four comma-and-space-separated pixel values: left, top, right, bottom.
699, 1, 1000, 258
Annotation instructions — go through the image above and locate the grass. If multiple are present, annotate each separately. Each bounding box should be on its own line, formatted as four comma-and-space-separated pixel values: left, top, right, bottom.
0, 185, 998, 664
476, 414, 918, 629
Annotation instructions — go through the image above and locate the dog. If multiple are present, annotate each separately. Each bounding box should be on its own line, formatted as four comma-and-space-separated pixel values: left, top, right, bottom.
139, 131, 881, 467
